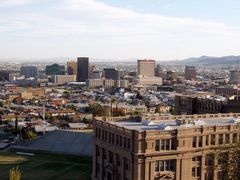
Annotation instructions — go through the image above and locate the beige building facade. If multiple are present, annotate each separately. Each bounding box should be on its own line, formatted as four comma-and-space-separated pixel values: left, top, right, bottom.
137, 59, 155, 77
67, 61, 78, 75
92, 113, 240, 180
52, 75, 76, 84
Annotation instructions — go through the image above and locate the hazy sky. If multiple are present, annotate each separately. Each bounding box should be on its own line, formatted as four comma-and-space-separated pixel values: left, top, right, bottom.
1, 0, 240, 60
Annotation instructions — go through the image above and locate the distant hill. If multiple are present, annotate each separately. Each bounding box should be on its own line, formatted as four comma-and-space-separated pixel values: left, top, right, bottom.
181, 55, 240, 66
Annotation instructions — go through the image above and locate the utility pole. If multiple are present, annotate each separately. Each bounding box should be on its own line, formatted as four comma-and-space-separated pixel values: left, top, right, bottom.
43, 104, 46, 135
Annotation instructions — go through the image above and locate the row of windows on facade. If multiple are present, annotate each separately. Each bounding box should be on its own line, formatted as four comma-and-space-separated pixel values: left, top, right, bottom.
154, 155, 222, 180
155, 139, 176, 151
96, 145, 130, 171
192, 133, 240, 148
197, 103, 221, 111
95, 128, 131, 150
193, 155, 225, 180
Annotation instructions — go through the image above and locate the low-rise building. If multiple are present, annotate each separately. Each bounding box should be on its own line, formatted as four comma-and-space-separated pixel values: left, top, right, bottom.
52, 75, 76, 84
135, 76, 162, 86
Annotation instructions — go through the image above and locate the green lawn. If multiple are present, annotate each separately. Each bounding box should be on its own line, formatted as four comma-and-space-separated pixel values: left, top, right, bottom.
0, 151, 92, 180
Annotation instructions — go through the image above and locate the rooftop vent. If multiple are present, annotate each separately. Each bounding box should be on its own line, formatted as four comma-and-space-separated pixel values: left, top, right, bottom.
193, 120, 206, 126
176, 118, 193, 126
158, 123, 173, 130
229, 117, 240, 124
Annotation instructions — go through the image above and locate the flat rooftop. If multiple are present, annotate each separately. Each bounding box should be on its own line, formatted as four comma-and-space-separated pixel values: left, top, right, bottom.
110, 117, 240, 131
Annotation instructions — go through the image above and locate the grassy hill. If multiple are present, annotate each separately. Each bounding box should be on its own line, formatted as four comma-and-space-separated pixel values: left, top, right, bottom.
0, 151, 92, 180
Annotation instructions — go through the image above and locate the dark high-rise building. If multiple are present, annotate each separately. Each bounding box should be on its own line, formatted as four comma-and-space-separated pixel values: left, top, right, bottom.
0, 71, 11, 81
77, 57, 89, 82
20, 66, 37, 78
104, 68, 120, 80
46, 64, 65, 76
185, 66, 196, 81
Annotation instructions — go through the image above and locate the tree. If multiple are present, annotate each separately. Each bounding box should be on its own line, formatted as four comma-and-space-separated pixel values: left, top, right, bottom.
22, 130, 37, 141
9, 166, 22, 180
0, 100, 3, 107
216, 143, 240, 180
15, 114, 19, 136
136, 91, 143, 100
89, 103, 110, 117
89, 103, 103, 117
62, 91, 70, 99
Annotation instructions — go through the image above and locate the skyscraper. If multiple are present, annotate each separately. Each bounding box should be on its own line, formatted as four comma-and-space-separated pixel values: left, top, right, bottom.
77, 57, 89, 82
137, 59, 155, 77
185, 66, 197, 81
67, 61, 77, 75
20, 66, 37, 78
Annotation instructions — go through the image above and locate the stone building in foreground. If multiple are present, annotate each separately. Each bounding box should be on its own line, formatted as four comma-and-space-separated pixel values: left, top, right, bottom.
92, 113, 240, 180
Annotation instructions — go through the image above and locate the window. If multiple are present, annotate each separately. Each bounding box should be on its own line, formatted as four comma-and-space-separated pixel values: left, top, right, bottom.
192, 168, 195, 177
218, 134, 223, 145
102, 148, 106, 159
206, 154, 214, 166
102, 130, 104, 140
111, 133, 115, 144
103, 166, 106, 177
116, 154, 121, 166
120, 136, 123, 147
199, 136, 202, 147
225, 134, 230, 144
105, 131, 108, 141
193, 136, 197, 148
233, 133, 238, 143
161, 139, 170, 150
116, 173, 121, 180
109, 132, 112, 143
192, 156, 201, 162
127, 139, 130, 149
109, 151, 113, 164
171, 138, 176, 150
155, 140, 160, 151
99, 129, 101, 138
155, 161, 159, 172
96, 162, 100, 173
124, 137, 127, 148
206, 135, 209, 146
197, 167, 201, 177
96, 145, 100, 156
165, 139, 170, 150
95, 128, 98, 137
155, 160, 176, 172
124, 157, 129, 170
211, 135, 215, 145
159, 160, 164, 171
116, 135, 119, 146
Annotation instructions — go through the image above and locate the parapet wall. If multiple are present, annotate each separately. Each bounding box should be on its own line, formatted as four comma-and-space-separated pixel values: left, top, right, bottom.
94, 112, 240, 122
